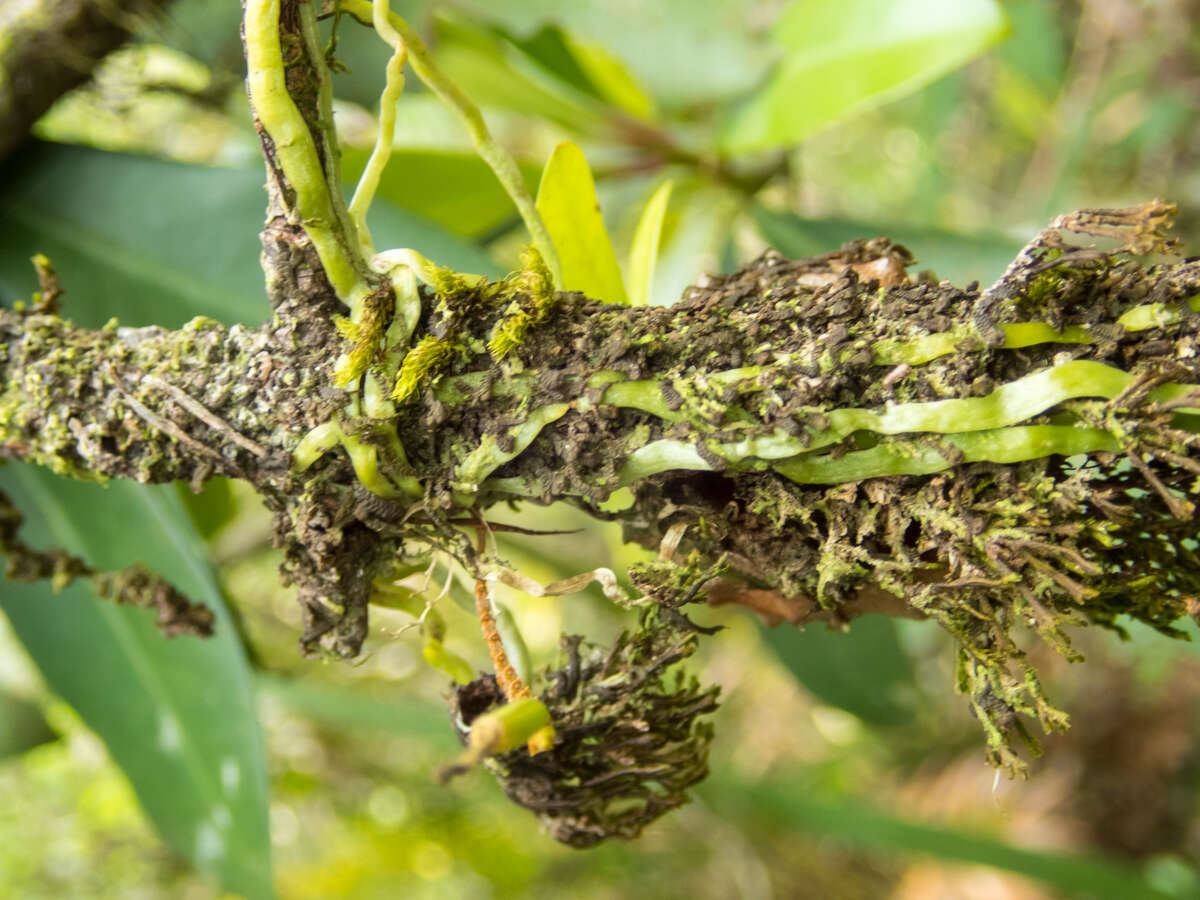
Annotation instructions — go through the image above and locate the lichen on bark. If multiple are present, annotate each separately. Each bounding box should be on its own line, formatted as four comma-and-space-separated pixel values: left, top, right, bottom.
4, 0, 1200, 845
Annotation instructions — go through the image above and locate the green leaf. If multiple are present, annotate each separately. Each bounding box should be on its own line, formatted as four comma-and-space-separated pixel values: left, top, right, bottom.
536, 142, 629, 304
174, 478, 237, 540
362, 193, 503, 278
0, 143, 269, 328
341, 147, 540, 240
752, 205, 1024, 287
497, 22, 656, 120
453, 0, 768, 109
0, 468, 273, 900
627, 180, 673, 307
158, 0, 246, 71
0, 143, 501, 330
709, 778, 1182, 899
761, 617, 915, 727
254, 672, 453, 743
500, 23, 601, 100
561, 32, 657, 120
432, 14, 604, 134
719, 0, 1008, 152
0, 688, 56, 759
993, 0, 1068, 95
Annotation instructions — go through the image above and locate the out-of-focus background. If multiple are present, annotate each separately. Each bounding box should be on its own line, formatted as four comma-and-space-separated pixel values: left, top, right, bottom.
0, 1, 1198, 898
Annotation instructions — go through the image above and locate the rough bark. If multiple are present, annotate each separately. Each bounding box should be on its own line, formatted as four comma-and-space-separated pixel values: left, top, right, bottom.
2, 0, 1200, 837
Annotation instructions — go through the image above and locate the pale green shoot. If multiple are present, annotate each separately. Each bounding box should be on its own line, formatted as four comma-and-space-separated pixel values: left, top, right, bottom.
338, 0, 562, 288
627, 180, 673, 307
536, 141, 628, 304
347, 0, 409, 258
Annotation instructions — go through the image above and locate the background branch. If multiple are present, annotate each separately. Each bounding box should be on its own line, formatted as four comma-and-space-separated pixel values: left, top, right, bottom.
0, 0, 170, 160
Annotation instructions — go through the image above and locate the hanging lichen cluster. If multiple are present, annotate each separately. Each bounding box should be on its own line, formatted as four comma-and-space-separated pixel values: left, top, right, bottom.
448, 555, 722, 847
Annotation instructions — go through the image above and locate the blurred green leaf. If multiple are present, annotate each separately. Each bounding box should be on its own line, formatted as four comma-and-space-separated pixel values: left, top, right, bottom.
762, 616, 915, 727
255, 672, 453, 744
452, 0, 767, 109
647, 180, 745, 308
0, 468, 273, 900
0, 689, 56, 759
537, 141, 629, 303
0, 143, 268, 328
433, 14, 604, 133
494, 21, 656, 120
752, 205, 1024, 287
0, 144, 497, 330
175, 478, 237, 540
627, 180, 673, 307
719, 0, 1008, 153
501, 23, 602, 100
711, 777, 1182, 899
362, 192, 504, 277
156, 0, 246, 72
994, 0, 1067, 95
342, 147, 539, 239
561, 32, 657, 120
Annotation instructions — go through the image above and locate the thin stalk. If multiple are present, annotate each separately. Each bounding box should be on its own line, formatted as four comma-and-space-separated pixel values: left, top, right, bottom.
338, 0, 563, 288
347, 0, 409, 257
244, 0, 369, 304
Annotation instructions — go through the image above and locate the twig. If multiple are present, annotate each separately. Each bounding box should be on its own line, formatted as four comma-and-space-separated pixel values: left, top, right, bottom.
142, 375, 268, 458
105, 364, 229, 469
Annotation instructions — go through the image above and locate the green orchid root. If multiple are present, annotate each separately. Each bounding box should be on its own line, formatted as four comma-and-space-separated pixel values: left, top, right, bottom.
245, 0, 371, 303
336, 0, 563, 288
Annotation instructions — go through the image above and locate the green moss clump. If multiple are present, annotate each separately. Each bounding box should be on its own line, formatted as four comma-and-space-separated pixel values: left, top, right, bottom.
487, 247, 558, 362
334, 282, 393, 388
392, 335, 454, 402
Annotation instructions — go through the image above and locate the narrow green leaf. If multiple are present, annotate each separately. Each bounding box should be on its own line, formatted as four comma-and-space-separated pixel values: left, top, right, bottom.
0, 143, 269, 328
0, 468, 273, 900
0, 688, 56, 759
563, 33, 657, 120
432, 14, 604, 134
627, 181, 674, 307
719, 0, 1008, 152
752, 205, 1023, 287
761, 617, 915, 726
708, 778, 1181, 899
536, 142, 629, 304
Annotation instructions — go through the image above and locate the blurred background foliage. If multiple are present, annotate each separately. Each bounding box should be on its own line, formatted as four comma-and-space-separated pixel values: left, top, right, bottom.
0, 0, 1199, 897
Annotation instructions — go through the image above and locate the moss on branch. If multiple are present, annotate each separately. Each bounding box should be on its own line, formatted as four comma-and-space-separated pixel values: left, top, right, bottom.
7, 0, 1200, 838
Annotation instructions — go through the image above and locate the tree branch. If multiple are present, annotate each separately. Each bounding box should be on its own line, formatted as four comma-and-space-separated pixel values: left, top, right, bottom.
3, 0, 1200, 803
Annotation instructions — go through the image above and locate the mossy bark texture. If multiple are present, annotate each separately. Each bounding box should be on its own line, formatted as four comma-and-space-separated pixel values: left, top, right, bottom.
3, 0, 1200, 829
